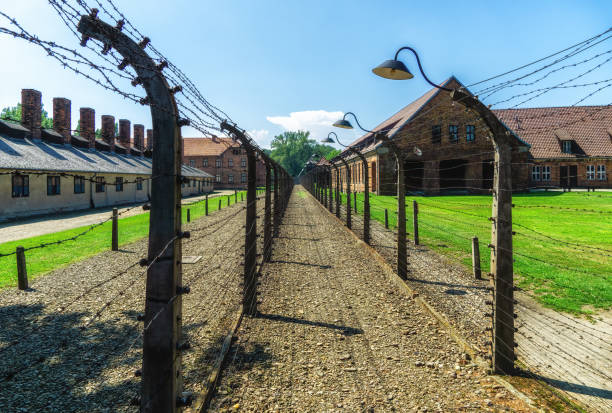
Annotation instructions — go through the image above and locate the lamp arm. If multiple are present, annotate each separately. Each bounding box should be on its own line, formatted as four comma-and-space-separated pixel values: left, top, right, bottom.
343, 112, 376, 133
395, 46, 452, 92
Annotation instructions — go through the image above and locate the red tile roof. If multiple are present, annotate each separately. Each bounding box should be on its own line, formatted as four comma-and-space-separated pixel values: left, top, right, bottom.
493, 105, 612, 159
183, 137, 238, 157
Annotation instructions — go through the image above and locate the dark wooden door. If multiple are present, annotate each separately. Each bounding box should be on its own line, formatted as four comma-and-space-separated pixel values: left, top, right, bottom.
560, 166, 569, 187
569, 165, 578, 187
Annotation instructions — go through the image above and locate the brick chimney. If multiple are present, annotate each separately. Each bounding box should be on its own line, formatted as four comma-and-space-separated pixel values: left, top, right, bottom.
133, 124, 145, 153
118, 119, 131, 148
53, 97, 72, 144
80, 108, 96, 150
21, 89, 42, 139
146, 129, 154, 150
101, 115, 115, 151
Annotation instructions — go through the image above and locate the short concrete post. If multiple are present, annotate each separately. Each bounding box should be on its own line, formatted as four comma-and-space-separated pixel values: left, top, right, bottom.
241, 193, 244, 202
205, 194, 209, 216
228, 195, 231, 206
187, 208, 190, 223
472, 236, 482, 280
413, 201, 419, 246
16, 246, 28, 290
111, 208, 118, 251
354, 192, 357, 213
218, 199, 222, 210
235, 189, 238, 204
385, 208, 389, 229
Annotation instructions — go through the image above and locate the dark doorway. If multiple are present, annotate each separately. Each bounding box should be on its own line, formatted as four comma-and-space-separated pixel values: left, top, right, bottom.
440, 159, 468, 190
404, 161, 424, 193
482, 159, 494, 190
560, 165, 577, 188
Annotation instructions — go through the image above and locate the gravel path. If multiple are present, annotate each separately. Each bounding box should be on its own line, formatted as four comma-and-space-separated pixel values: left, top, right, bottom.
209, 187, 529, 412
0, 196, 263, 412
0, 190, 236, 243
339, 201, 612, 412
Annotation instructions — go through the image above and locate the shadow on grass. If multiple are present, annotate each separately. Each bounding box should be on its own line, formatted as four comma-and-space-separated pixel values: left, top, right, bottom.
0, 303, 141, 412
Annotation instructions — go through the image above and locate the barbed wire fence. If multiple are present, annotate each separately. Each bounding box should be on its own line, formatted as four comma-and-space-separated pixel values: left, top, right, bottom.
302, 29, 611, 412
0, 1, 294, 412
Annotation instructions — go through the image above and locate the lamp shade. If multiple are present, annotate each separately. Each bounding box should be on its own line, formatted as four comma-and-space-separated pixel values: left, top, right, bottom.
321, 137, 335, 143
333, 119, 353, 129
372, 59, 414, 80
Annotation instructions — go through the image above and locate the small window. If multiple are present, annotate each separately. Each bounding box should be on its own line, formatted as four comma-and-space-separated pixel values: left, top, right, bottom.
228, 174, 234, 183
586, 165, 595, 180
466, 125, 475, 142
74, 176, 85, 194
542, 166, 551, 181
115, 177, 124, 192
215, 158, 221, 168
531, 166, 541, 181
215, 175, 221, 183
241, 172, 247, 183
228, 158, 234, 167
189, 159, 195, 167
47, 176, 61, 196
562, 140, 572, 154
203, 158, 208, 167
431, 125, 441, 144
241, 158, 246, 167
95, 177, 105, 193
233, 149, 240, 155
136, 177, 143, 190
12, 174, 29, 198
597, 165, 606, 181
449, 125, 458, 143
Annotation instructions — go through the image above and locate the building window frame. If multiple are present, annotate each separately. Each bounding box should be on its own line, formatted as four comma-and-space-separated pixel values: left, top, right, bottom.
203, 158, 208, 167
531, 166, 541, 181
431, 125, 441, 144
542, 166, 551, 181
215, 158, 221, 168
586, 165, 596, 180
228, 158, 234, 167
562, 140, 572, 154
215, 174, 221, 183
449, 124, 459, 143
136, 177, 143, 190
115, 177, 124, 192
228, 174, 234, 183
47, 175, 61, 196
241, 158, 246, 168
74, 176, 85, 194
12, 173, 29, 198
597, 164, 606, 181
241, 172, 247, 183
95, 176, 105, 193
189, 159, 195, 167
466, 125, 475, 142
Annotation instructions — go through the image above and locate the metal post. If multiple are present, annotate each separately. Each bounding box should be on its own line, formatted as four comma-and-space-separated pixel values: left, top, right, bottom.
79, 14, 184, 412
472, 236, 482, 280
450, 89, 515, 374
16, 246, 28, 290
112, 207, 119, 251
413, 200, 419, 245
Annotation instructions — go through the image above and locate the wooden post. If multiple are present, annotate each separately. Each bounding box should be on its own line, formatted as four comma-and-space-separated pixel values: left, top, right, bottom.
16, 246, 28, 290
451, 89, 515, 375
205, 194, 208, 216
186, 208, 190, 223
112, 207, 119, 251
79, 14, 184, 412
385, 208, 389, 229
412, 200, 419, 246
263, 159, 272, 262
472, 236, 482, 280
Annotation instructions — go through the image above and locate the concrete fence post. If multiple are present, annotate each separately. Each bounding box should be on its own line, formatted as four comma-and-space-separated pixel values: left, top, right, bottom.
205, 194, 208, 216
16, 246, 28, 290
472, 236, 482, 280
111, 208, 119, 251
385, 208, 389, 229
187, 208, 190, 223
413, 201, 419, 246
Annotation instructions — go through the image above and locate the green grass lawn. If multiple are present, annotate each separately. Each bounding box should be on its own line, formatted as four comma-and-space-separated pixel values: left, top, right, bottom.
338, 190, 612, 315
0, 190, 248, 289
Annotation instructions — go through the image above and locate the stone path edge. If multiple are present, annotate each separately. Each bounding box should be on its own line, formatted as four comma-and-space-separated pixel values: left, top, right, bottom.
306, 191, 546, 413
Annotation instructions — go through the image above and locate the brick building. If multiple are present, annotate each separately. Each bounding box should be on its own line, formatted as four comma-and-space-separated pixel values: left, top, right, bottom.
182, 137, 266, 189
0, 89, 212, 221
333, 77, 610, 194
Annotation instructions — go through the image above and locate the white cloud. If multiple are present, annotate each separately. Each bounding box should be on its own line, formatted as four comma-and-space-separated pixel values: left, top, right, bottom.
248, 129, 272, 148
266, 110, 358, 145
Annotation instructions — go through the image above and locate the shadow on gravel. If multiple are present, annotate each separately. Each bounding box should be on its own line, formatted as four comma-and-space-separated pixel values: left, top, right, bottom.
518, 370, 612, 400
275, 236, 321, 241
406, 277, 488, 292
269, 260, 332, 269
0, 303, 140, 412
256, 312, 363, 336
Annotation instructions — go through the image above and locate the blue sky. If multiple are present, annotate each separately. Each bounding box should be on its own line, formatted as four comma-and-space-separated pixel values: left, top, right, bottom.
0, 1, 610, 148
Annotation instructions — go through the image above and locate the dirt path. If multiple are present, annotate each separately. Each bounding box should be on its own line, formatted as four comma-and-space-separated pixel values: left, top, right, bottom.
340, 202, 612, 412
209, 187, 529, 412
0, 190, 236, 243
0, 197, 261, 412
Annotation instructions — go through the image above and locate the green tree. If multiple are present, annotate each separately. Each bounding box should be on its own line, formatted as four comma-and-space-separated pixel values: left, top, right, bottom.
0, 103, 53, 128
268, 130, 341, 176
